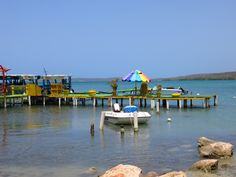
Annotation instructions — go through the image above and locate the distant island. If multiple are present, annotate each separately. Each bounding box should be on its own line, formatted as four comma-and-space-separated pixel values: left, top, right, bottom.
160, 71, 236, 80
72, 71, 236, 82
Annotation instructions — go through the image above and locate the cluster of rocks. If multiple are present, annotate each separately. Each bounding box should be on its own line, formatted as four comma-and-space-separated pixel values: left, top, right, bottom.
97, 137, 234, 177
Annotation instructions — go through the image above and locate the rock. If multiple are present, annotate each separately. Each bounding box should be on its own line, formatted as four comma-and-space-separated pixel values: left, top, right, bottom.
190, 159, 218, 172
159, 171, 186, 177
198, 137, 234, 158
142, 171, 159, 177
100, 164, 142, 177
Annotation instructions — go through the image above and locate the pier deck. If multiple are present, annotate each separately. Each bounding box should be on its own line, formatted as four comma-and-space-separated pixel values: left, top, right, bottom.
0, 92, 217, 109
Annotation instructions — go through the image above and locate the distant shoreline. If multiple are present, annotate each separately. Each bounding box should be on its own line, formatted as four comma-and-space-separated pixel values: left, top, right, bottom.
72, 71, 236, 82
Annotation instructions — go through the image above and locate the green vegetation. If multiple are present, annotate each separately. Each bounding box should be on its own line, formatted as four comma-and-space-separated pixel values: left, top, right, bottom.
140, 82, 148, 96
110, 79, 118, 96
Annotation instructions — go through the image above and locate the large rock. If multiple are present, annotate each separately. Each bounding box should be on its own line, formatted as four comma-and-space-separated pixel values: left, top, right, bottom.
100, 164, 142, 177
198, 137, 234, 158
159, 171, 186, 177
190, 159, 218, 172
142, 171, 159, 177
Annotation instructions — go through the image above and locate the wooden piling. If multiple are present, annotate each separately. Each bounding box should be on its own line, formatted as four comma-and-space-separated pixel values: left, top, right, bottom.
156, 101, 160, 113
4, 97, 7, 108
93, 98, 96, 107
101, 98, 104, 107
150, 100, 155, 110
214, 95, 218, 106
99, 111, 105, 130
184, 100, 187, 108
43, 96, 46, 106
140, 99, 143, 107
95, 99, 98, 106
121, 98, 123, 107
58, 97, 61, 107
203, 99, 206, 108
162, 100, 167, 108
179, 100, 182, 109
133, 112, 138, 132
28, 96, 31, 106
129, 97, 132, 106
110, 98, 113, 107
90, 123, 95, 136
190, 99, 193, 108
166, 100, 169, 110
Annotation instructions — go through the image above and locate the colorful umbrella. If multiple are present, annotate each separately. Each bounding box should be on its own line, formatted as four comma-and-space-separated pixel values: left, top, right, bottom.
122, 70, 151, 95
122, 70, 151, 82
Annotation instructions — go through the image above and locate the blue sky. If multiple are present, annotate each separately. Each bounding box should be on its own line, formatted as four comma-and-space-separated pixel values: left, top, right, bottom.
0, 0, 236, 78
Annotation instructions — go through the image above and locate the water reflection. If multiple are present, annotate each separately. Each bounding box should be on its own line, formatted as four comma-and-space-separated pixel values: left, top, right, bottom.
1, 116, 8, 145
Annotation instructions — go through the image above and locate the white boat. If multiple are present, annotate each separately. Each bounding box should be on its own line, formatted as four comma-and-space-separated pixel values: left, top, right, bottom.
104, 105, 151, 125
153, 86, 188, 95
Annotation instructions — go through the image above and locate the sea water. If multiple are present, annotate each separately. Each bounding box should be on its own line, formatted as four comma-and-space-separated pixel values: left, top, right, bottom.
0, 80, 236, 177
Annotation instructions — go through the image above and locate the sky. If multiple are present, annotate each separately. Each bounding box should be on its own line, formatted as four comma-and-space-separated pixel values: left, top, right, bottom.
0, 0, 236, 78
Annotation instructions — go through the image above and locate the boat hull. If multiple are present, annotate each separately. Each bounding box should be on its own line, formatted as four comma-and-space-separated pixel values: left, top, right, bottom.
104, 111, 151, 125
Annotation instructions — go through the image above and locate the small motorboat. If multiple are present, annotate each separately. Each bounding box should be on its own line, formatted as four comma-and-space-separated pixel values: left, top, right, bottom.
153, 86, 188, 95
104, 104, 151, 125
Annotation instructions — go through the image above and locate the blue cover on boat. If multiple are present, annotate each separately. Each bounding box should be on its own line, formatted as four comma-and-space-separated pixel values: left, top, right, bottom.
123, 106, 138, 113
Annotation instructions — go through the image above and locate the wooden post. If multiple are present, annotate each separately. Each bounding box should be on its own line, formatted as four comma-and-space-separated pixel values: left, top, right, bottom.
166, 100, 169, 110
12, 85, 15, 95
179, 100, 182, 109
21, 97, 23, 105
190, 99, 193, 108
203, 99, 206, 108
144, 99, 147, 107
93, 98, 96, 107
110, 98, 113, 107
121, 98, 123, 107
72, 98, 75, 106
95, 99, 98, 106
133, 112, 138, 132
11, 98, 14, 106
162, 100, 167, 108
75, 98, 78, 106
4, 97, 7, 108
206, 98, 210, 108
214, 95, 218, 106
184, 100, 187, 108
99, 111, 105, 130
151, 100, 155, 110
139, 99, 143, 107
131, 97, 134, 105
28, 96, 31, 106
156, 101, 160, 113
129, 97, 132, 106
43, 96, 46, 106
90, 123, 94, 136
102, 98, 104, 107
59, 97, 61, 107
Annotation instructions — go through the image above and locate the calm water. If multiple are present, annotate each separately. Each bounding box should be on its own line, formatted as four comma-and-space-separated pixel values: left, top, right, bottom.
0, 80, 236, 177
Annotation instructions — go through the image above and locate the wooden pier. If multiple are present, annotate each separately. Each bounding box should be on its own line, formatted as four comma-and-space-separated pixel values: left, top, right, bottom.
26, 93, 218, 109
0, 91, 218, 110
0, 86, 218, 110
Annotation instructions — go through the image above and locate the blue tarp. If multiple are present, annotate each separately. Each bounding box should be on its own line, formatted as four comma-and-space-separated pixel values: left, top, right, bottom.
123, 106, 138, 113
